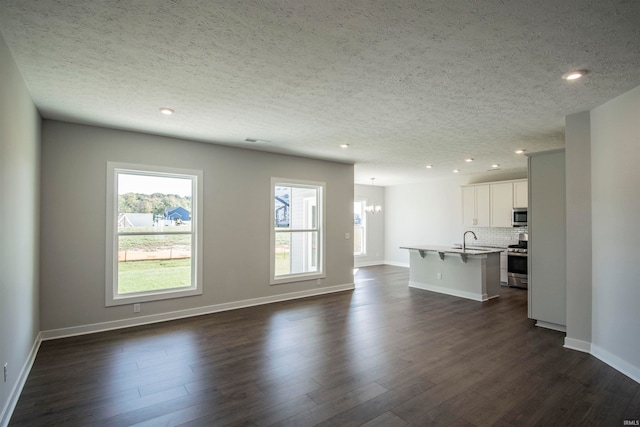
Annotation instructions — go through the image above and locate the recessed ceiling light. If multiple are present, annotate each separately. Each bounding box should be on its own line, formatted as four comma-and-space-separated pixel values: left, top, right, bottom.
453, 169, 460, 173
515, 149, 526, 154
491, 164, 500, 168
426, 164, 433, 169
465, 158, 473, 163
562, 70, 587, 81
159, 107, 174, 115
340, 144, 349, 149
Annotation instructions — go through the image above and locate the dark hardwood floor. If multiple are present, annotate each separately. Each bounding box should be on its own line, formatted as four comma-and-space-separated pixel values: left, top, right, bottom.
10, 265, 640, 426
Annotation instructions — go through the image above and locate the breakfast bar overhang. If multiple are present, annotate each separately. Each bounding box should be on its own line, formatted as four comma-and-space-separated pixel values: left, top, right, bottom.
401, 245, 503, 302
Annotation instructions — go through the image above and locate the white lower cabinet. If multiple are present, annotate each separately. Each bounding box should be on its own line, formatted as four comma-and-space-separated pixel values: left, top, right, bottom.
500, 252, 507, 284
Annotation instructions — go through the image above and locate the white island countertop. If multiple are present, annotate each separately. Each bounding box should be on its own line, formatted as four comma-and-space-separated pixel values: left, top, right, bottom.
400, 245, 504, 255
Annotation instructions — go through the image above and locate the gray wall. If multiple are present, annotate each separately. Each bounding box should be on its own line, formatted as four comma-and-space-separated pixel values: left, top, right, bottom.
590, 85, 640, 375
354, 184, 385, 267
0, 35, 41, 423
40, 121, 354, 330
564, 112, 592, 348
527, 150, 566, 328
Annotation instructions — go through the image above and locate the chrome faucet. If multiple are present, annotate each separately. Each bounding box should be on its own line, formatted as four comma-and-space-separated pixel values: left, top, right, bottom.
463, 230, 478, 251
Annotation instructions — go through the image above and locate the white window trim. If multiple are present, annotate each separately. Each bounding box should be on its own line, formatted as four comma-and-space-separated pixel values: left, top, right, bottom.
354, 198, 367, 257
270, 177, 326, 285
106, 162, 203, 306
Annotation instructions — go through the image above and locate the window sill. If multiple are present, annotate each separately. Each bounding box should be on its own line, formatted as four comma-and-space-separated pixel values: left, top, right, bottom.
106, 287, 202, 307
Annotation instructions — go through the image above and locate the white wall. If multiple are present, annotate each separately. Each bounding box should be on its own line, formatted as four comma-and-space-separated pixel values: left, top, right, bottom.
384, 178, 464, 266
354, 184, 385, 267
0, 34, 41, 424
590, 85, 640, 380
39, 121, 354, 331
382, 172, 528, 267
564, 111, 592, 349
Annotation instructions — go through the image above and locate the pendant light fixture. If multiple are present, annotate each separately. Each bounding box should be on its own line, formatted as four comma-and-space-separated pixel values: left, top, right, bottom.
365, 178, 382, 214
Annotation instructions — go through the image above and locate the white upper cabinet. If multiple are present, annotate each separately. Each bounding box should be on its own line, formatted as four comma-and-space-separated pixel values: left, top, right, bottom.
462, 179, 527, 228
513, 180, 528, 208
462, 184, 490, 227
462, 186, 476, 226
476, 185, 490, 227
490, 182, 513, 227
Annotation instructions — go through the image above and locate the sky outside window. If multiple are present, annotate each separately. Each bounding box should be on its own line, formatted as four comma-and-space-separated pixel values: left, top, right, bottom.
118, 173, 192, 197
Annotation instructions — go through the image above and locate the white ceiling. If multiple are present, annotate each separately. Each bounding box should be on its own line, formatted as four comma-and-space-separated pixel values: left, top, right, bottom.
1, 1, 639, 186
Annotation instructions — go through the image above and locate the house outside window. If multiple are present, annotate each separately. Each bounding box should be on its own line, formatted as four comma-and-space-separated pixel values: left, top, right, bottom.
271, 178, 325, 284
354, 200, 367, 256
106, 162, 203, 306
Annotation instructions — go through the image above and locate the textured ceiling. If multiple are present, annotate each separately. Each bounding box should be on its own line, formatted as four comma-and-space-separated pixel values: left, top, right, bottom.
1, 0, 639, 186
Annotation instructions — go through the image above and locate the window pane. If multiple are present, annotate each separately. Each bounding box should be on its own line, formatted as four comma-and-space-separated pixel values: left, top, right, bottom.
354, 201, 363, 224
292, 187, 317, 229
354, 201, 366, 255
274, 231, 318, 276
274, 232, 291, 276
118, 234, 191, 293
274, 186, 291, 228
118, 216, 192, 234
275, 185, 317, 230
354, 226, 364, 254
118, 173, 192, 233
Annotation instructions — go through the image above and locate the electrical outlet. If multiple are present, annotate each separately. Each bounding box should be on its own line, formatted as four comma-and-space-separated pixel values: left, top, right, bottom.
345, 232, 350, 239
133, 303, 141, 313
3, 363, 7, 382
437, 273, 443, 280
316, 278, 321, 285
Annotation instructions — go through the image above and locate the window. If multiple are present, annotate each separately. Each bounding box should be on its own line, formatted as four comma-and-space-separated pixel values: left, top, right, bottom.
106, 162, 203, 306
271, 178, 325, 284
354, 200, 367, 256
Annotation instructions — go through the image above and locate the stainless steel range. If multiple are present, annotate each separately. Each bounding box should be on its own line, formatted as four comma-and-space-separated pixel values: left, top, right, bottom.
507, 233, 528, 288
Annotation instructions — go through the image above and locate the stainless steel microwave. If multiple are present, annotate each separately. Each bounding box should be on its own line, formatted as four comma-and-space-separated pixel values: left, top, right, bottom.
512, 208, 528, 227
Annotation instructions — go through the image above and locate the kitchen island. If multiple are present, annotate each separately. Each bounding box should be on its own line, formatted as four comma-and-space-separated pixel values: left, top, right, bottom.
401, 245, 503, 302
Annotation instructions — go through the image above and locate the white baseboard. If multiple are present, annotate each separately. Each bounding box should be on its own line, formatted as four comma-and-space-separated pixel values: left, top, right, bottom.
41, 283, 355, 340
408, 280, 489, 302
354, 260, 385, 267
535, 320, 567, 332
1, 332, 42, 427
384, 260, 410, 268
563, 337, 592, 353
591, 344, 640, 385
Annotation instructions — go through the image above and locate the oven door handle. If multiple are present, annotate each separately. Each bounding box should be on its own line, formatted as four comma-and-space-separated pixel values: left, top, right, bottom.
508, 253, 528, 257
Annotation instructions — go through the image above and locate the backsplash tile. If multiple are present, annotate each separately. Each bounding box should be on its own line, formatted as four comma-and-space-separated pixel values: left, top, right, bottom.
466, 226, 528, 248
